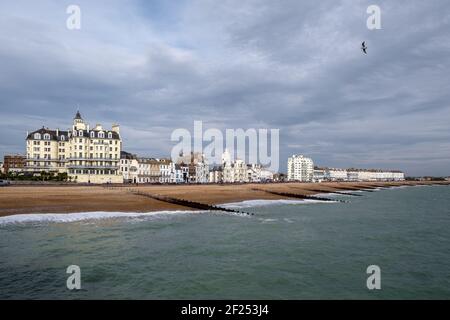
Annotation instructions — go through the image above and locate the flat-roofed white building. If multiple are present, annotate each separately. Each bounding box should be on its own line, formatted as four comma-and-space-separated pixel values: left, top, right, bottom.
287, 154, 314, 182
328, 168, 348, 181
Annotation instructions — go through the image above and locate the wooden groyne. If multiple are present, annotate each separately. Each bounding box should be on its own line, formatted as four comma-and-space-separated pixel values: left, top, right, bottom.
352, 185, 381, 190
289, 187, 363, 197
126, 188, 255, 216
252, 189, 348, 203
331, 186, 375, 192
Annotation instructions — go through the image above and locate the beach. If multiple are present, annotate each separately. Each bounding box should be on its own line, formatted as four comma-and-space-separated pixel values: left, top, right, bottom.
0, 181, 447, 217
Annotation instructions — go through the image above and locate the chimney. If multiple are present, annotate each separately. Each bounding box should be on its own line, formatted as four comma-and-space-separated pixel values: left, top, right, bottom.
112, 124, 120, 134
56, 128, 59, 136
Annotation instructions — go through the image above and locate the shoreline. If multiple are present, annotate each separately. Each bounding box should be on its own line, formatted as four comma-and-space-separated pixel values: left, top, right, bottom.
0, 181, 448, 218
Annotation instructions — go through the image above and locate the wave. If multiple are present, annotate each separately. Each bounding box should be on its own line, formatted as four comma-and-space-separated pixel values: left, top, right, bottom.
314, 192, 348, 197
260, 218, 278, 223
0, 210, 203, 225
221, 198, 337, 209
340, 189, 364, 193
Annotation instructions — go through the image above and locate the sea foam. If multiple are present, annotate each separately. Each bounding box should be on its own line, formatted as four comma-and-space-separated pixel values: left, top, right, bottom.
0, 210, 203, 225
222, 198, 336, 209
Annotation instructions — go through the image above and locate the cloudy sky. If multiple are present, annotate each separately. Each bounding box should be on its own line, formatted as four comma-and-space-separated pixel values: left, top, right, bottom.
0, 0, 449, 176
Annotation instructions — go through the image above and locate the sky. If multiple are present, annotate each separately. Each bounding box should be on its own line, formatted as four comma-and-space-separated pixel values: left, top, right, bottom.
0, 0, 449, 176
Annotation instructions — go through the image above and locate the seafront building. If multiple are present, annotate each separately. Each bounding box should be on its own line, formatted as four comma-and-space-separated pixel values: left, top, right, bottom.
260, 169, 274, 182
209, 150, 272, 183
313, 167, 405, 182
328, 168, 348, 181
3, 154, 26, 173
25, 112, 122, 183
209, 166, 223, 183
287, 154, 314, 182
288, 153, 405, 182
176, 152, 209, 183
119, 151, 180, 184
247, 163, 262, 182
224, 159, 248, 183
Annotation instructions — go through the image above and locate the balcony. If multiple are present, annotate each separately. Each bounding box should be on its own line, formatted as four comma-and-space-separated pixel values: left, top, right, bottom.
26, 158, 67, 162
67, 157, 118, 161
67, 165, 119, 169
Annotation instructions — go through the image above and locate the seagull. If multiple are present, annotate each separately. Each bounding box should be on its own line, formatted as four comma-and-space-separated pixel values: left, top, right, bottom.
361, 41, 368, 54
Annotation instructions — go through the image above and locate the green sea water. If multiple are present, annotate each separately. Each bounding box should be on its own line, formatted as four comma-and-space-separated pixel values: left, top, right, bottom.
0, 185, 449, 299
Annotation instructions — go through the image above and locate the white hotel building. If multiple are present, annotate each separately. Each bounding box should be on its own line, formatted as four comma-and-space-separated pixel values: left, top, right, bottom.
25, 112, 122, 183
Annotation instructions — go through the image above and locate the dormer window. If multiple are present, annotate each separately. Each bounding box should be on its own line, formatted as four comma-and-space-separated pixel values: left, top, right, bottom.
73, 130, 77, 137
61, 135, 65, 141
43, 133, 50, 140
108, 132, 112, 139
90, 131, 95, 138
98, 132, 105, 139
34, 133, 41, 140
79, 130, 83, 137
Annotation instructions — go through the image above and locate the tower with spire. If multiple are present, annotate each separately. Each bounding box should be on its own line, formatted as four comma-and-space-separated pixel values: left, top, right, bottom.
73, 111, 86, 130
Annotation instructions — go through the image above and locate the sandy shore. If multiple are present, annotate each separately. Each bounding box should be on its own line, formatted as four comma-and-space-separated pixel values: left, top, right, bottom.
0, 181, 448, 217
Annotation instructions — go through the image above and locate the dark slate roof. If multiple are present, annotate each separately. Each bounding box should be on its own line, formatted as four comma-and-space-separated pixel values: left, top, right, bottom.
27, 127, 120, 140
73, 129, 120, 139
26, 128, 69, 141
74, 111, 82, 119
121, 151, 136, 159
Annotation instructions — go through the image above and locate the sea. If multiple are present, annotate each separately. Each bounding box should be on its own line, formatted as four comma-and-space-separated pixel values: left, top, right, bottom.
0, 185, 449, 299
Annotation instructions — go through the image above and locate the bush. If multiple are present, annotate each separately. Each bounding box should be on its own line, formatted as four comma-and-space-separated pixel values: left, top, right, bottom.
2, 171, 69, 182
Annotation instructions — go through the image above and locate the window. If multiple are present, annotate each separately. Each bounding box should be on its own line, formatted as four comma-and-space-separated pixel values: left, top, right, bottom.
108, 132, 112, 139
90, 131, 95, 138
34, 133, 41, 140
43, 133, 50, 140
73, 130, 77, 137
79, 130, 83, 137
98, 132, 105, 139
61, 135, 65, 141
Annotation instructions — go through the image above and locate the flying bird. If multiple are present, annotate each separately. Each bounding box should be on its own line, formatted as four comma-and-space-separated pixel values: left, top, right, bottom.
361, 41, 368, 54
